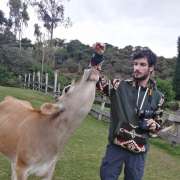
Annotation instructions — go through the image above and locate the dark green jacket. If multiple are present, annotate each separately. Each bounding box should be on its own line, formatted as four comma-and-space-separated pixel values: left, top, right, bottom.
97, 78, 164, 145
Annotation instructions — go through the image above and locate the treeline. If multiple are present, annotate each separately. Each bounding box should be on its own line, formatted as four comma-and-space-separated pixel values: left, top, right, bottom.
0, 1, 179, 105
0, 33, 177, 104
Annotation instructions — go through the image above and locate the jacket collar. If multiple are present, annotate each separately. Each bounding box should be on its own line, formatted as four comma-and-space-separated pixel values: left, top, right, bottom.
125, 77, 157, 90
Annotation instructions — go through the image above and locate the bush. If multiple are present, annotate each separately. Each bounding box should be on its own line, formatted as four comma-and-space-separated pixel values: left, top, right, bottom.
0, 65, 18, 87
156, 78, 175, 104
166, 101, 179, 111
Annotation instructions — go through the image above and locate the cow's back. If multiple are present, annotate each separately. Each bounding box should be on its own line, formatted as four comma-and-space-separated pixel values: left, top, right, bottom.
0, 96, 38, 159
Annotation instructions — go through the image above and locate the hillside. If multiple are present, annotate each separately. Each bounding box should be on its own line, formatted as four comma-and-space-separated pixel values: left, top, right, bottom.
0, 38, 177, 88
54, 40, 176, 80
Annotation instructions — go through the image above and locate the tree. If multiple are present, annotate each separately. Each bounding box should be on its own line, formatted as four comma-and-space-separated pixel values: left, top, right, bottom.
34, 23, 42, 43
31, 0, 71, 47
21, 38, 33, 49
173, 37, 180, 100
8, 0, 29, 50
0, 29, 16, 46
0, 10, 6, 32
0, 10, 16, 47
0, 9, 12, 33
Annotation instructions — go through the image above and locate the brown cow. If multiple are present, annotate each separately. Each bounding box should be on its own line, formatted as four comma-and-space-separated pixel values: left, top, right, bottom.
0, 68, 99, 180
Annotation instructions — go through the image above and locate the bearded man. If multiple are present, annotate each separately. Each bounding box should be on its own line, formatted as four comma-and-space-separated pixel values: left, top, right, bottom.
91, 46, 164, 180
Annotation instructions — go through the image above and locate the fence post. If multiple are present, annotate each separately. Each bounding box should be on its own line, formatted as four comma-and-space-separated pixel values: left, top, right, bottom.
24, 73, 27, 88
28, 73, 31, 88
45, 73, 48, 94
37, 71, 41, 91
18, 75, 22, 86
54, 70, 58, 94
32, 72, 35, 90
40, 73, 43, 90
57, 82, 61, 95
98, 96, 106, 120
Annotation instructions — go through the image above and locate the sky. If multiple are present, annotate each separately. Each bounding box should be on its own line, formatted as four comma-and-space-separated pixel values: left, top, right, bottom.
0, 0, 180, 58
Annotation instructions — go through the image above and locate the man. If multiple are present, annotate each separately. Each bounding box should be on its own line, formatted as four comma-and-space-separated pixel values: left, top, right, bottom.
91, 45, 164, 180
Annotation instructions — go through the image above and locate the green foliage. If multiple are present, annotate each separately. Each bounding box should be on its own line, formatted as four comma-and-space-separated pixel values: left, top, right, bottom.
30, 62, 70, 87
0, 30, 16, 46
57, 74, 71, 88
166, 101, 179, 111
55, 47, 68, 64
0, 46, 34, 74
156, 78, 175, 103
21, 38, 33, 49
0, 26, 177, 89
55, 40, 176, 80
173, 36, 180, 100
156, 56, 176, 79
0, 65, 18, 87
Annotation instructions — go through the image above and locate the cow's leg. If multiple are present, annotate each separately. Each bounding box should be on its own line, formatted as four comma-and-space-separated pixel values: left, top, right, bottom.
16, 165, 28, 180
41, 160, 57, 180
11, 162, 17, 180
15, 159, 28, 180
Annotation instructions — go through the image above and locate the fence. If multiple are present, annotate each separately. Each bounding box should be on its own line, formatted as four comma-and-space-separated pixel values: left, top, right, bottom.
159, 112, 180, 145
19, 71, 61, 96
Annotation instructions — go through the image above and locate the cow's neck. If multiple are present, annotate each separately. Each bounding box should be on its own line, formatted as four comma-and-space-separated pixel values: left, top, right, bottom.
54, 81, 96, 147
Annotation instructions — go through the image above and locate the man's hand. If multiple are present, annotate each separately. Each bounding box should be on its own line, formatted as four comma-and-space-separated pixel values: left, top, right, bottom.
90, 42, 105, 68
146, 119, 157, 131
93, 42, 106, 54
112, 79, 121, 90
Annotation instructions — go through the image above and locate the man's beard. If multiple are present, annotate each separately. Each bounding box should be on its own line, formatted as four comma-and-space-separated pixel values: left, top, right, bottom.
133, 72, 149, 81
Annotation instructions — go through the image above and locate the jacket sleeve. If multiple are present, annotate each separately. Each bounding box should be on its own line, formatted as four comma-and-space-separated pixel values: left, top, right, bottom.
149, 93, 165, 136
96, 75, 121, 96
155, 94, 165, 128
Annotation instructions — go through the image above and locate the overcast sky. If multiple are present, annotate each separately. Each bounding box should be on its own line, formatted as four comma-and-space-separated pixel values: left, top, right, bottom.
0, 0, 180, 58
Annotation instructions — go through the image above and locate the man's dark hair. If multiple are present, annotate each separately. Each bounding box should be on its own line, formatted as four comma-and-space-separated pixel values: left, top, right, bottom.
132, 47, 157, 67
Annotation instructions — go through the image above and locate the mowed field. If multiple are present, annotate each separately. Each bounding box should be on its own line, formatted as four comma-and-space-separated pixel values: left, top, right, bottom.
0, 86, 180, 180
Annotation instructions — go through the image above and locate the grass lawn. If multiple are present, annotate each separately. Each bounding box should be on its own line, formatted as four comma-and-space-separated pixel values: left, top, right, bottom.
0, 86, 53, 107
0, 86, 180, 180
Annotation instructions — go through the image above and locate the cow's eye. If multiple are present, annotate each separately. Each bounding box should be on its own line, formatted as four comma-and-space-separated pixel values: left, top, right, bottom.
64, 85, 71, 93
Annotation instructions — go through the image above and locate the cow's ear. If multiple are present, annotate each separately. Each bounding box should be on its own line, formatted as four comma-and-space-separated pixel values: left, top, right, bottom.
40, 103, 60, 115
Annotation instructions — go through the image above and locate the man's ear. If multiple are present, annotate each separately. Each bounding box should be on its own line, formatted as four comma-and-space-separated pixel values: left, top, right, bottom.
149, 66, 154, 73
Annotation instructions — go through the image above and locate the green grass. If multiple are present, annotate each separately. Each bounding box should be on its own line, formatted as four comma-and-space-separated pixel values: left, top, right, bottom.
0, 86, 180, 180
150, 138, 180, 157
93, 104, 110, 113
0, 86, 53, 107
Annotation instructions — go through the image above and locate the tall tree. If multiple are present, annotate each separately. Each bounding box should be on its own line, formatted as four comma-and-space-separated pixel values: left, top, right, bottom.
0, 10, 7, 32
173, 36, 180, 100
31, 0, 71, 47
34, 23, 42, 43
0, 10, 12, 33
8, 0, 29, 50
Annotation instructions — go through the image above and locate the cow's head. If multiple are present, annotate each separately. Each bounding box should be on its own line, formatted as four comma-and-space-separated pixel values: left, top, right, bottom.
59, 68, 99, 97
81, 68, 100, 82
50, 68, 99, 116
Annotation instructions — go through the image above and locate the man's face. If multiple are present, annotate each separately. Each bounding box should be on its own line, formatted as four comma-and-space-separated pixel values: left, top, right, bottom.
133, 57, 153, 81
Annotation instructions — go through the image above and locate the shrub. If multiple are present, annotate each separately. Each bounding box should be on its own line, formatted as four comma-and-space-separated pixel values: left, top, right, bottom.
156, 78, 175, 104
